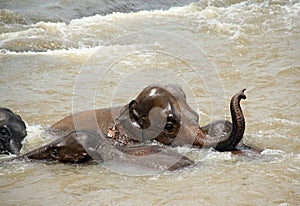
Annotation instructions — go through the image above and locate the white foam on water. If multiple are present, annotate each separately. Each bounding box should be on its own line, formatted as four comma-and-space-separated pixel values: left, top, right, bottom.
1, 0, 298, 53
261, 148, 285, 155
20, 125, 52, 153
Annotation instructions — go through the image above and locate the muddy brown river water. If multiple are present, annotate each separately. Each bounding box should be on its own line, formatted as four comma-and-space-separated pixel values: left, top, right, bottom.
0, 0, 299, 205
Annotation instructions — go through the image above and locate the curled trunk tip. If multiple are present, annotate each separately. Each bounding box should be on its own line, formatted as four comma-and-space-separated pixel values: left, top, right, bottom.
239, 88, 246, 99
214, 88, 247, 151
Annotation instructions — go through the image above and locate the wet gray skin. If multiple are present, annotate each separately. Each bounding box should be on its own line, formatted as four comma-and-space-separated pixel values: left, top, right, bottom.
116, 85, 249, 151
47, 85, 248, 151
21, 130, 194, 172
2, 86, 255, 168
0, 108, 27, 155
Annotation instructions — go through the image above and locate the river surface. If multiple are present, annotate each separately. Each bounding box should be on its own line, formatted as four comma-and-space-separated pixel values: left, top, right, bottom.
0, 0, 299, 205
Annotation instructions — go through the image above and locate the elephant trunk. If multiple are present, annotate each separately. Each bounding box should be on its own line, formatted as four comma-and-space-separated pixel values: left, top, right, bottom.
22, 142, 54, 160
214, 89, 246, 151
0, 142, 53, 163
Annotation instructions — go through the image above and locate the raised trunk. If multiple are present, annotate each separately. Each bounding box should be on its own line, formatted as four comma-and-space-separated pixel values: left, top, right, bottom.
213, 89, 246, 151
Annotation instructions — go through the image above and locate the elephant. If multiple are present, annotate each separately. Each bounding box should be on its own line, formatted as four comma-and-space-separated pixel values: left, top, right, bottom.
18, 85, 250, 166
48, 85, 247, 149
19, 130, 194, 172
0, 108, 27, 155
1, 85, 256, 172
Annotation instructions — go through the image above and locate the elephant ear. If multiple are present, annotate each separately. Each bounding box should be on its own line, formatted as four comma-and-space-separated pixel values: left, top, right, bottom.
128, 100, 144, 129
129, 99, 154, 130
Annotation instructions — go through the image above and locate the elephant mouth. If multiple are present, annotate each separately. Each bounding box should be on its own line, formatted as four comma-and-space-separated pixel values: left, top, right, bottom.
107, 123, 134, 145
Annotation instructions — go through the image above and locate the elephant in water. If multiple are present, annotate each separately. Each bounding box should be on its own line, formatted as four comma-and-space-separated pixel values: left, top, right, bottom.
19, 130, 195, 172
2, 85, 255, 171
0, 108, 27, 155
47, 85, 247, 150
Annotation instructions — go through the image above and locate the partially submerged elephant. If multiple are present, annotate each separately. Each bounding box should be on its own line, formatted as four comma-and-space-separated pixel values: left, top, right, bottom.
15, 85, 250, 169
2, 85, 254, 171
20, 130, 195, 172
0, 108, 27, 155
48, 85, 247, 150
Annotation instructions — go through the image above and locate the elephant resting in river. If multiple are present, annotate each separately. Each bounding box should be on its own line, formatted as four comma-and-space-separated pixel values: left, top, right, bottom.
1, 85, 256, 171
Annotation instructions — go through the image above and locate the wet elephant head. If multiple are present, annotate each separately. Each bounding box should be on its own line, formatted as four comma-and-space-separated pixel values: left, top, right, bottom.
23, 130, 92, 163
119, 85, 247, 151
118, 85, 205, 147
0, 108, 27, 155
129, 85, 205, 146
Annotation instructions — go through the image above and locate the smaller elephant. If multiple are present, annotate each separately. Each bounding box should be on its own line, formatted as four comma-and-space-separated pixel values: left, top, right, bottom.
0, 108, 27, 155
19, 130, 194, 171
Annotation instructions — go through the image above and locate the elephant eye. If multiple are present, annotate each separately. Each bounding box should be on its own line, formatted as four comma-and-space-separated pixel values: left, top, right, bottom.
51, 148, 60, 158
164, 122, 175, 133
0, 125, 12, 137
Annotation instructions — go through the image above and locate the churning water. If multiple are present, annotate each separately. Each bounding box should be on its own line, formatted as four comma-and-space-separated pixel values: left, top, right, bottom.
0, 0, 299, 205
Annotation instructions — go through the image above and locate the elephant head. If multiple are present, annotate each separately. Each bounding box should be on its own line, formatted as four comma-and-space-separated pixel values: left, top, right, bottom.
118, 85, 246, 151
0, 108, 27, 155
